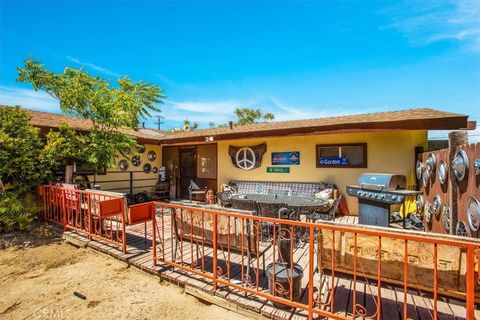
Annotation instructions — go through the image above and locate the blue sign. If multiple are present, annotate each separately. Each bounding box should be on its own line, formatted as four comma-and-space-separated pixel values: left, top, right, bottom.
319, 157, 348, 166
271, 152, 300, 165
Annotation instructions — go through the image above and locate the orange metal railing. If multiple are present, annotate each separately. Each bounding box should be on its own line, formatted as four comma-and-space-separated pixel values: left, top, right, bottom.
150, 201, 480, 320
40, 184, 127, 253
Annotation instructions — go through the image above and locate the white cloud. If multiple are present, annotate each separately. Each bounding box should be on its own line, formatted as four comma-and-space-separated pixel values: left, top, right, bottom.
159, 97, 366, 129
0, 85, 60, 112
66, 56, 121, 78
381, 0, 480, 51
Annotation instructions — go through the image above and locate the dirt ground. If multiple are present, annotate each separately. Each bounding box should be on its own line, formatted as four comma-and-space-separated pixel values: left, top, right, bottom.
0, 227, 250, 320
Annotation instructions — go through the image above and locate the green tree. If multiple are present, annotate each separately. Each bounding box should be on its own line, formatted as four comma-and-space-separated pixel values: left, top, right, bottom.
233, 108, 275, 125
17, 57, 165, 169
171, 120, 199, 132
0, 106, 47, 194
0, 106, 49, 230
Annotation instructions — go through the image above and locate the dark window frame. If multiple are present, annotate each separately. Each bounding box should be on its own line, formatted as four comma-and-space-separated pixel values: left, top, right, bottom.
316, 143, 367, 168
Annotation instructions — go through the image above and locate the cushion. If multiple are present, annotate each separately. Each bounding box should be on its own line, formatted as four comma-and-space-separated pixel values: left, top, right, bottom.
315, 188, 333, 200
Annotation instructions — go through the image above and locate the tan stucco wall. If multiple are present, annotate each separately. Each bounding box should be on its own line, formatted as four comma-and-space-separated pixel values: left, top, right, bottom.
216, 130, 428, 214
88, 144, 162, 193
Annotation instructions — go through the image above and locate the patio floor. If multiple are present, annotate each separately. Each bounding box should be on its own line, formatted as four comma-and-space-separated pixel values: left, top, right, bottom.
60, 214, 475, 320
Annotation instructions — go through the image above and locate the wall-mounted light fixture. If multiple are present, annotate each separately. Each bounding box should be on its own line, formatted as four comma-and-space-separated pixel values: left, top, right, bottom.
205, 136, 214, 142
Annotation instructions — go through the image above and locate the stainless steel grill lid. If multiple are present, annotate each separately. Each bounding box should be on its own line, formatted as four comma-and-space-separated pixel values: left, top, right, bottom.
358, 173, 406, 191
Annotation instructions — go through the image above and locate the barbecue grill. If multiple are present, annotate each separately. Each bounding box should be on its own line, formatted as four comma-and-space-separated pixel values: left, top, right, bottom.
347, 173, 422, 227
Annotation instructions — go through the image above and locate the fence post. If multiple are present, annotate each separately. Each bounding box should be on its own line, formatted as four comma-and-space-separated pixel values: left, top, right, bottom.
129, 171, 133, 195
152, 202, 157, 266
212, 212, 218, 292
121, 197, 127, 254
308, 226, 314, 320
466, 246, 475, 320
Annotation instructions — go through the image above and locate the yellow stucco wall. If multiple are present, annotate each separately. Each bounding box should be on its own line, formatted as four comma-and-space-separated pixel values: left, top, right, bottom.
216, 130, 427, 214
87, 144, 162, 194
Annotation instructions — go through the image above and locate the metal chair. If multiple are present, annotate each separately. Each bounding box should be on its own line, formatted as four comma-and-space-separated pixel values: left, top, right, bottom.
306, 196, 342, 223
231, 198, 258, 212
216, 191, 233, 207
257, 202, 288, 242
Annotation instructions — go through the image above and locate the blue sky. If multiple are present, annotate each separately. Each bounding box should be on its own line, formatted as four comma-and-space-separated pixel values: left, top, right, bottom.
0, 0, 479, 139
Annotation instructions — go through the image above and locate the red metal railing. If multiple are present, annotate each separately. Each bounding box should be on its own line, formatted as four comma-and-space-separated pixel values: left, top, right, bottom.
151, 201, 480, 320
40, 184, 127, 253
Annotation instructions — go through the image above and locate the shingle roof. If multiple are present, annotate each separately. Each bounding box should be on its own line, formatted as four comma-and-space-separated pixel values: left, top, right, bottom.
0, 107, 169, 143
2, 106, 472, 144
159, 108, 472, 143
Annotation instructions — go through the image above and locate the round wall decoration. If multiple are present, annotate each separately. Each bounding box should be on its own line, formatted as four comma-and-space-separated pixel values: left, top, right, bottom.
424, 202, 432, 223
422, 166, 431, 188
467, 196, 480, 232
147, 150, 157, 161
415, 160, 424, 180
456, 221, 470, 237
119, 159, 129, 171
452, 149, 468, 181
426, 153, 436, 173
432, 195, 442, 217
235, 147, 256, 170
474, 159, 480, 176
143, 163, 152, 173
442, 205, 451, 232
416, 195, 424, 214
132, 155, 141, 167
436, 160, 448, 185
152, 166, 158, 173
137, 145, 146, 153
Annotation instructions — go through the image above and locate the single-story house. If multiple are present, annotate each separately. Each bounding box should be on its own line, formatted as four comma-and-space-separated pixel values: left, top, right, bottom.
9, 106, 476, 213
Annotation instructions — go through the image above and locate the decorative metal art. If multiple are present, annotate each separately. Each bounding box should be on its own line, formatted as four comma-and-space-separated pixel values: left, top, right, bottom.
452, 149, 469, 181
143, 163, 152, 173
474, 159, 480, 176
426, 153, 436, 173
424, 201, 432, 223
416, 195, 424, 214
152, 166, 158, 173
119, 159, 129, 171
228, 143, 266, 171
132, 155, 141, 167
437, 160, 448, 185
422, 165, 431, 188
456, 221, 470, 237
432, 194, 442, 217
442, 204, 451, 232
147, 150, 157, 161
137, 145, 146, 153
467, 196, 480, 232
415, 160, 424, 180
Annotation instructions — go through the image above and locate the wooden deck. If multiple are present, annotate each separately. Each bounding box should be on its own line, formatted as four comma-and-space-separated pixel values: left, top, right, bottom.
60, 214, 477, 320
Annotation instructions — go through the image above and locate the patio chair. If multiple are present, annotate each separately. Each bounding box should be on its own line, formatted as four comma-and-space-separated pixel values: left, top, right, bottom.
216, 191, 233, 207
231, 198, 258, 212
306, 195, 342, 223
257, 202, 288, 242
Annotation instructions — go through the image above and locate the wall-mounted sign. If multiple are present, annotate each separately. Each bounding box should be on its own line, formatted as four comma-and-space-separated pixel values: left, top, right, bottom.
319, 157, 348, 166
271, 152, 300, 165
228, 143, 266, 171
267, 167, 290, 173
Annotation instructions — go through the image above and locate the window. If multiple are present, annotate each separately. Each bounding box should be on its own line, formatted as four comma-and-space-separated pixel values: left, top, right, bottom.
316, 143, 367, 168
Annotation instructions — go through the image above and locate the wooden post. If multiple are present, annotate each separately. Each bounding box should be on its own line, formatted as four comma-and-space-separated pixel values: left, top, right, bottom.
448, 131, 468, 235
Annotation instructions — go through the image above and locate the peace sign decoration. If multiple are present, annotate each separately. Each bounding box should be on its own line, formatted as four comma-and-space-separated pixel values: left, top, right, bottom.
228, 143, 266, 171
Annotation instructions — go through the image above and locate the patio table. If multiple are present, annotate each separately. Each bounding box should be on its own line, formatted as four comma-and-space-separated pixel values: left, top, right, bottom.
230, 194, 328, 214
